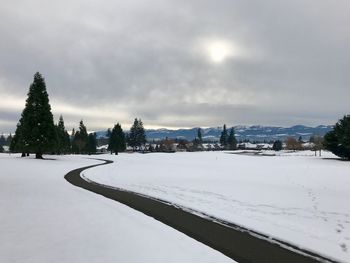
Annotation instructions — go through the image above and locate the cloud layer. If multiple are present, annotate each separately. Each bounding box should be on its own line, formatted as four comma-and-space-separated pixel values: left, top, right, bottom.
1, 0, 349, 132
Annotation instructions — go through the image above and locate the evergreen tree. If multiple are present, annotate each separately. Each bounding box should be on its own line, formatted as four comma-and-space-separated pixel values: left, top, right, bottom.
227, 128, 237, 150
55, 115, 71, 154
272, 140, 283, 151
0, 135, 6, 146
128, 118, 138, 150
87, 133, 97, 155
9, 130, 20, 154
220, 124, 228, 149
197, 128, 203, 143
108, 123, 126, 155
72, 120, 88, 154
136, 119, 146, 149
11, 72, 56, 158
70, 128, 77, 153
128, 118, 146, 151
0, 144, 3, 153
324, 115, 350, 160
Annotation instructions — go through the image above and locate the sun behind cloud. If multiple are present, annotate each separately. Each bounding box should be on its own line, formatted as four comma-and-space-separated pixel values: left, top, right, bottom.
204, 40, 236, 64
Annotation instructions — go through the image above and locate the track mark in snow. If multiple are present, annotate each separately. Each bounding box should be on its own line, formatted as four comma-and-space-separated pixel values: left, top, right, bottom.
340, 243, 348, 252
336, 223, 344, 234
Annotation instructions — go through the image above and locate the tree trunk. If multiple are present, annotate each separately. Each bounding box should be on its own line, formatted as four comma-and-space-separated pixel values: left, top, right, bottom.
115, 151, 118, 155
21, 152, 26, 157
35, 152, 43, 159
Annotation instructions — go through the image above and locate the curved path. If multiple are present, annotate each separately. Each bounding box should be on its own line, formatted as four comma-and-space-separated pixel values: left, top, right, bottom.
64, 159, 339, 263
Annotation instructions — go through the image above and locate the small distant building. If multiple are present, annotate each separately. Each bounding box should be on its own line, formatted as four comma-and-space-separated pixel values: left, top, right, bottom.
96, 145, 108, 153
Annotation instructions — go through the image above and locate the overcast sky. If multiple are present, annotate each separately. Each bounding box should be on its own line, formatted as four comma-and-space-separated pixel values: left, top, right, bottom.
1, 0, 349, 133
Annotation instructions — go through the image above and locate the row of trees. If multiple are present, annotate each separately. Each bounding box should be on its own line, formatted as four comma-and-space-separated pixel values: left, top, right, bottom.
269, 115, 350, 160
271, 136, 323, 155
220, 125, 237, 150
105, 118, 147, 155
5, 72, 238, 157
8, 72, 146, 157
7, 72, 349, 159
193, 126, 238, 150
9, 73, 99, 158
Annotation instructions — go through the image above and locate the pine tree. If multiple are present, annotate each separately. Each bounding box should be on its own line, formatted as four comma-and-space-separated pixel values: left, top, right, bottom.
128, 118, 138, 151
55, 115, 71, 154
197, 128, 203, 143
324, 115, 350, 160
72, 120, 88, 154
0, 135, 5, 146
272, 140, 283, 151
87, 133, 97, 155
136, 119, 146, 149
227, 128, 237, 150
220, 124, 228, 149
0, 144, 4, 153
70, 128, 78, 153
9, 130, 20, 154
11, 72, 56, 158
108, 123, 126, 155
128, 118, 146, 151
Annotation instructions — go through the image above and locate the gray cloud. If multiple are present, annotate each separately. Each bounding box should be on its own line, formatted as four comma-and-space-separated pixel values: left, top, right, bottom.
0, 0, 349, 133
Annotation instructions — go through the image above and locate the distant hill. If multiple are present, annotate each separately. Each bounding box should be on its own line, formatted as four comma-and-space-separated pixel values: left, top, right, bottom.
96, 125, 332, 142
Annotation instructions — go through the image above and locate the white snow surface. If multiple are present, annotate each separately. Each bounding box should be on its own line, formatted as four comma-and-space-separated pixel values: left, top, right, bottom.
84, 151, 350, 262
0, 153, 232, 263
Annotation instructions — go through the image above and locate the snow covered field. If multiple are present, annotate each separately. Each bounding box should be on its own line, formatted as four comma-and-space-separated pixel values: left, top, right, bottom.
0, 153, 232, 263
84, 151, 350, 262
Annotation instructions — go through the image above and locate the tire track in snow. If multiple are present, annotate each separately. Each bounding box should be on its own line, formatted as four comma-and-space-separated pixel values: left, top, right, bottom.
64, 158, 341, 263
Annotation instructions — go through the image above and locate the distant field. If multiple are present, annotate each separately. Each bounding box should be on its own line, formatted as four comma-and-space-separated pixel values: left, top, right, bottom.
84, 151, 350, 262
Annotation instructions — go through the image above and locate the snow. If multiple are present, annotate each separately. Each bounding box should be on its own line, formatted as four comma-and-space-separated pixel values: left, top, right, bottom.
84, 151, 350, 262
0, 153, 232, 263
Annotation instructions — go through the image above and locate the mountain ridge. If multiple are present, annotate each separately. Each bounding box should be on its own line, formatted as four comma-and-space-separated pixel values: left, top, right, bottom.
96, 125, 332, 142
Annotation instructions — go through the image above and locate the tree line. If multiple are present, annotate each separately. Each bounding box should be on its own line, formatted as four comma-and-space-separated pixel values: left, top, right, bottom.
9, 72, 148, 158
5, 72, 349, 160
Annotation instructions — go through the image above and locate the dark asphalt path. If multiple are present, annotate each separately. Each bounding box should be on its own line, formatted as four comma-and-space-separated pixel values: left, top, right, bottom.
64, 158, 339, 263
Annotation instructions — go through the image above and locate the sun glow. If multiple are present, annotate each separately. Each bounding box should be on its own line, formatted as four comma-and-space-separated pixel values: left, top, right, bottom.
206, 40, 235, 64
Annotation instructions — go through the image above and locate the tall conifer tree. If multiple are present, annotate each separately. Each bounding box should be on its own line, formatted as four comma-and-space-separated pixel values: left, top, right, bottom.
11, 72, 56, 158
72, 120, 88, 154
128, 118, 146, 151
55, 115, 71, 154
197, 128, 203, 143
87, 133, 97, 155
227, 127, 237, 150
220, 124, 228, 149
108, 123, 126, 155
